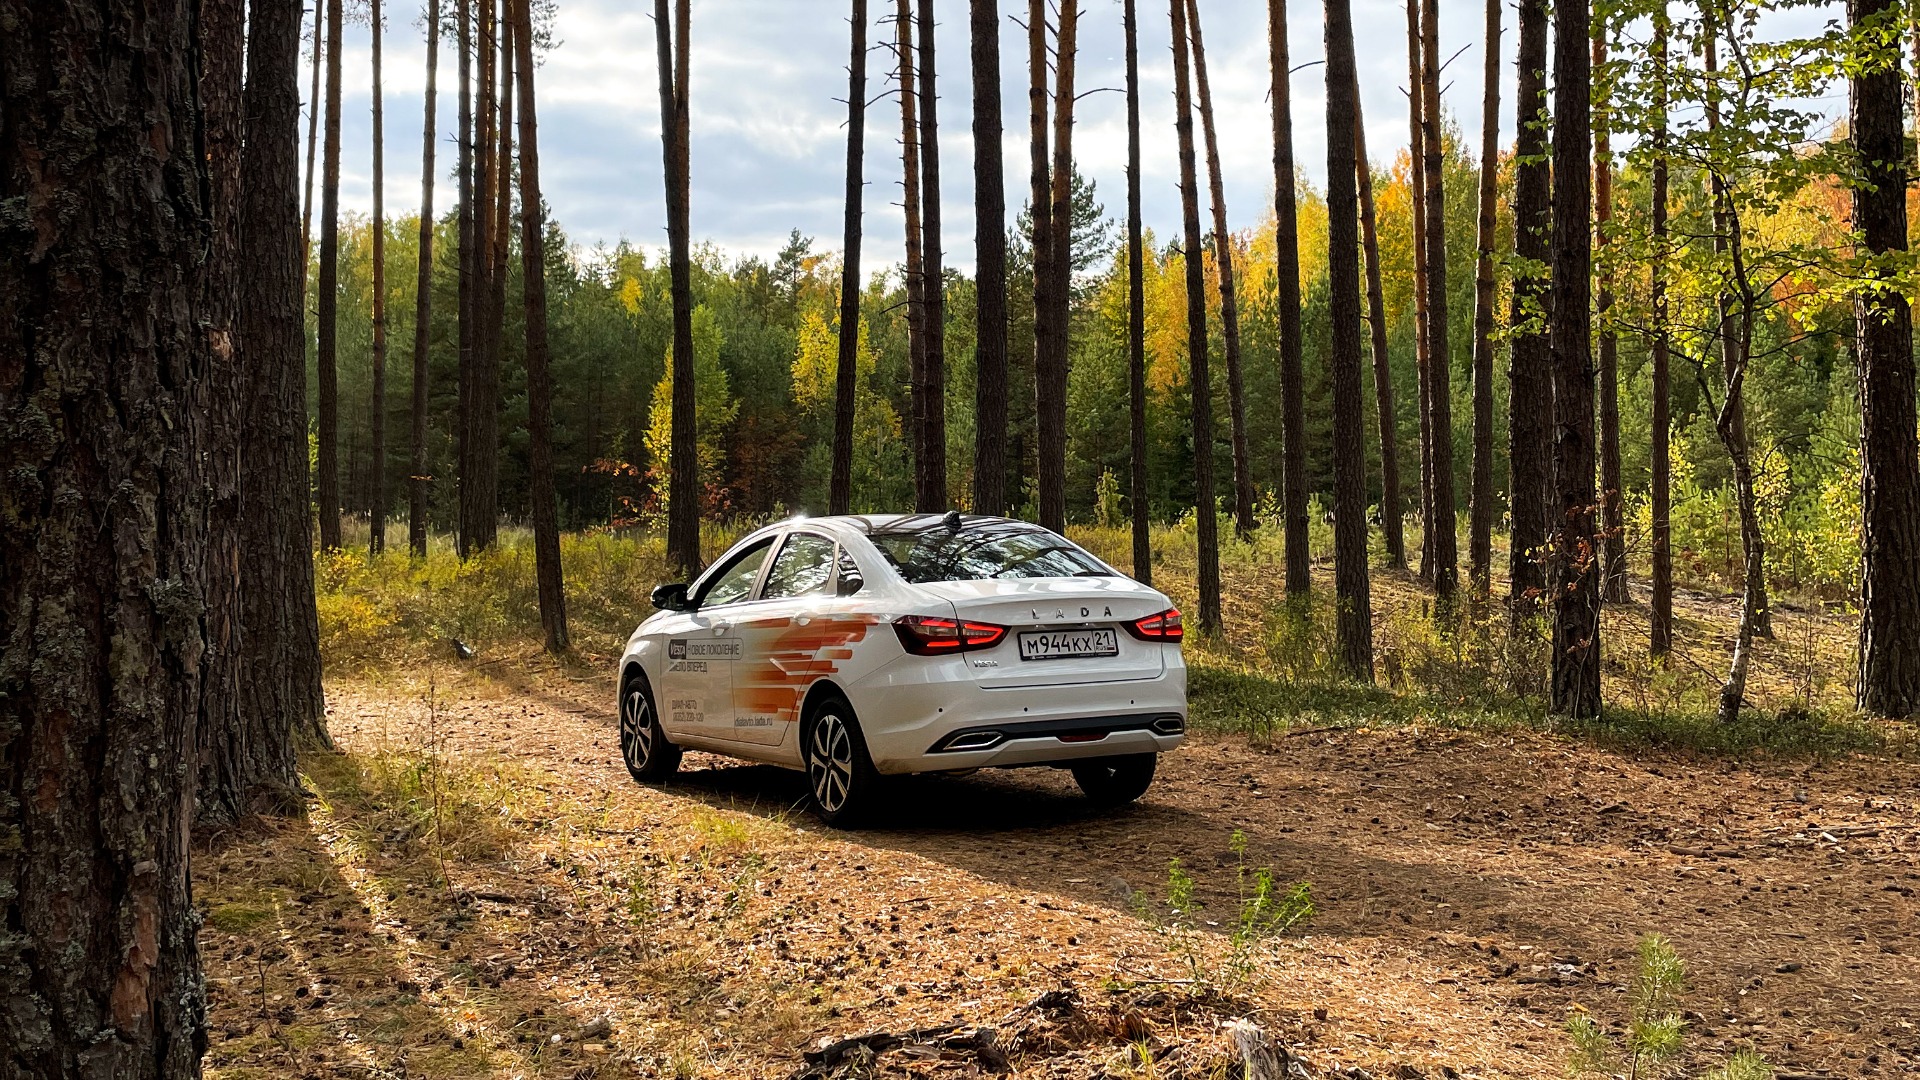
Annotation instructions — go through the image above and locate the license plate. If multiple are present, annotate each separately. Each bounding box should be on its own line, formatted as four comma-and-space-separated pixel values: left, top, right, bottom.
1018, 628, 1119, 661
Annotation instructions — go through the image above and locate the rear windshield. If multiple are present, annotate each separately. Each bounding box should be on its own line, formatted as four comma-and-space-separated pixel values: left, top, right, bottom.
869, 523, 1114, 583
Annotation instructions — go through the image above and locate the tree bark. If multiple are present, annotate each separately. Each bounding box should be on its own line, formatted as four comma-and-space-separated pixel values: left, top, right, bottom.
1355, 93, 1405, 569
1507, 0, 1551, 627
1324, 0, 1375, 678
1406, 0, 1435, 582
1039, 0, 1079, 532
1650, 14, 1672, 659
317, 0, 346, 549
1548, 0, 1601, 718
1419, 0, 1459, 604
474, 2, 512, 551
514, 0, 570, 652
456, 0, 476, 556
1171, 0, 1222, 634
411, 0, 442, 556
0, 0, 212, 1068
1188, 0, 1254, 539
372, 0, 390, 553
1126, 0, 1152, 582
1027, 0, 1055, 526
1853, 0, 1920, 715
302, 1, 323, 280
1593, 28, 1626, 603
971, 0, 1009, 517
918, 0, 949, 511
832, 0, 868, 516
460, 0, 499, 554
1467, 0, 1501, 602
897, 0, 929, 510
1271, 0, 1313, 589
658, 0, 700, 574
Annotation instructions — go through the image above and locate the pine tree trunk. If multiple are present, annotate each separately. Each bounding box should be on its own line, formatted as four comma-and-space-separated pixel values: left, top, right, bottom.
1039, 0, 1079, 532
1650, 14, 1673, 659
1324, 0, 1375, 679
0, 0, 212, 1067
1548, 0, 1601, 718
455, 0, 476, 556
918, 0, 948, 511
1593, 29, 1626, 604
1126, 0, 1152, 582
1354, 93, 1405, 570
971, 0, 1009, 517
1507, 0, 1551, 627
658, 0, 700, 574
1188, 0, 1254, 538
461, 0, 496, 554
1406, 0, 1435, 582
1027, 0, 1055, 524
513, 0, 570, 652
896, 0, 929, 509
317, 0, 346, 549
1270, 0, 1313, 590
234, 0, 330, 814
371, 0, 389, 553
1170, 0, 1221, 634
302, 2, 323, 279
410, 0, 441, 556
832, 0, 868, 516
1419, 0, 1458, 604
1853, 0, 1920, 716
1467, 0, 1501, 602
474, 2, 511, 552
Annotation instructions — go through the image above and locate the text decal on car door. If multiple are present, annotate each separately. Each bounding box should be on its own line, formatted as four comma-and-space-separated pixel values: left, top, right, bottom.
668, 639, 742, 660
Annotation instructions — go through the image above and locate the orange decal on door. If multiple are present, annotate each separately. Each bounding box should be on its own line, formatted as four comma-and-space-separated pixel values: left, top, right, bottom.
732, 615, 881, 721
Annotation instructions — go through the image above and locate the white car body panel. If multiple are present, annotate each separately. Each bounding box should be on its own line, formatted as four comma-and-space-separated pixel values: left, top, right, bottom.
617, 515, 1187, 777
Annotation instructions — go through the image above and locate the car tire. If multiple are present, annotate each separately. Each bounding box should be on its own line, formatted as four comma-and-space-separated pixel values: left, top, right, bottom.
1071, 753, 1157, 805
619, 672, 681, 783
803, 693, 881, 828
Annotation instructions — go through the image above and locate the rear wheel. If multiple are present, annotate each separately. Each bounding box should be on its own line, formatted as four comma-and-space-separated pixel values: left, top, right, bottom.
1071, 754, 1157, 805
804, 694, 881, 827
619, 674, 680, 782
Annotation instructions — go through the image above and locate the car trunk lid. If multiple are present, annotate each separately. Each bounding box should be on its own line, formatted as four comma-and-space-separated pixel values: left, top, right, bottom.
914, 577, 1169, 686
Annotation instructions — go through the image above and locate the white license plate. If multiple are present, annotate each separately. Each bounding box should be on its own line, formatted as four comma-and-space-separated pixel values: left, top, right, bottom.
1018, 628, 1119, 661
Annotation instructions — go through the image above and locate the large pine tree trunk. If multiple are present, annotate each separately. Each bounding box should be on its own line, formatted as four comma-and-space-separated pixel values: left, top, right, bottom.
918, 0, 949, 511
461, 0, 498, 554
0, 0, 212, 1067
1039, 1, 1079, 532
1419, 0, 1458, 603
371, 0, 390, 553
317, 0, 346, 549
1507, 0, 1551, 627
473, 2, 511, 552
1354, 93, 1405, 570
1126, 0, 1152, 582
832, 0, 868, 516
514, 0, 570, 652
1170, 0, 1222, 634
1187, 0, 1254, 538
302, 3, 323, 279
1548, 0, 1601, 718
1467, 0, 1501, 602
1853, 0, 1920, 716
1650, 15, 1673, 658
231, 0, 330, 818
1406, 0, 1435, 582
896, 0, 929, 509
455, 0, 476, 556
1593, 29, 1626, 604
971, 0, 1009, 516
658, 0, 700, 574
1026, 0, 1054, 525
1270, 0, 1313, 590
1323, 0, 1376, 679
410, 0, 442, 556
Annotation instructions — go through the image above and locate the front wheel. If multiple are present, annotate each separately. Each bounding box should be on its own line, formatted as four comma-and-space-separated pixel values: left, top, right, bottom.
619, 675, 680, 783
1071, 754, 1157, 805
804, 696, 881, 827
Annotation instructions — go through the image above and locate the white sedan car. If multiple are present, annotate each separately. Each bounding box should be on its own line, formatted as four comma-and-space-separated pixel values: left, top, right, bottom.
616, 513, 1188, 825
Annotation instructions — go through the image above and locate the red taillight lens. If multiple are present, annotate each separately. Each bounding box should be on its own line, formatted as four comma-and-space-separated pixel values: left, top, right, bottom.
893, 615, 1009, 656
1126, 607, 1184, 642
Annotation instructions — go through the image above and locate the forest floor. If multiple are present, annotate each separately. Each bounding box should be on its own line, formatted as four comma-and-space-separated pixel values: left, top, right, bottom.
197, 659, 1920, 1079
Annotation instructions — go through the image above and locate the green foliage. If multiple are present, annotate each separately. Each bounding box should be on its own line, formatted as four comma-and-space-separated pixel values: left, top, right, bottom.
1567, 934, 1769, 1080
1129, 832, 1312, 995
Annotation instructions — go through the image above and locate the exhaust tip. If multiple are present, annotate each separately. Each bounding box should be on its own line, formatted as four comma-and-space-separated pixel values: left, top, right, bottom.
937, 730, 1006, 752
1150, 715, 1186, 736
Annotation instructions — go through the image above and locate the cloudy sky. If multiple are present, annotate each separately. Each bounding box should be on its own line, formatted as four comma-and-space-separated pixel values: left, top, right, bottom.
323, 0, 1842, 272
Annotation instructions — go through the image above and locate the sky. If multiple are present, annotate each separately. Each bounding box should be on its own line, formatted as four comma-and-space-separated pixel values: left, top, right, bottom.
322, 0, 1843, 273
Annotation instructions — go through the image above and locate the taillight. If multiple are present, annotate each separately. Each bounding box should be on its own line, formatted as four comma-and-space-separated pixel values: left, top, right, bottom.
893, 615, 1009, 656
1125, 607, 1184, 642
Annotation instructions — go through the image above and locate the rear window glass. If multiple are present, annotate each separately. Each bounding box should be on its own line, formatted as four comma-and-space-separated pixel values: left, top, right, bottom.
869, 523, 1113, 583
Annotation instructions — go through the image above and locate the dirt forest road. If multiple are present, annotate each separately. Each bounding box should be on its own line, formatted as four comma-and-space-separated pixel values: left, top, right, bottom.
209, 670, 1920, 1079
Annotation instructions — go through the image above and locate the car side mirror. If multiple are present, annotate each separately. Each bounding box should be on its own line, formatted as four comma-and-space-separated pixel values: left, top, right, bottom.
651, 582, 692, 611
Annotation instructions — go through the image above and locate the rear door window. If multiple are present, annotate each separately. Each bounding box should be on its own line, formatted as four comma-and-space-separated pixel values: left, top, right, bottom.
760, 532, 837, 600
870, 523, 1113, 583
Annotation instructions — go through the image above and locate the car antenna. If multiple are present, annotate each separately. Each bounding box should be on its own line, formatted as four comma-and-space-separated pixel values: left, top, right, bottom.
942, 510, 963, 530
